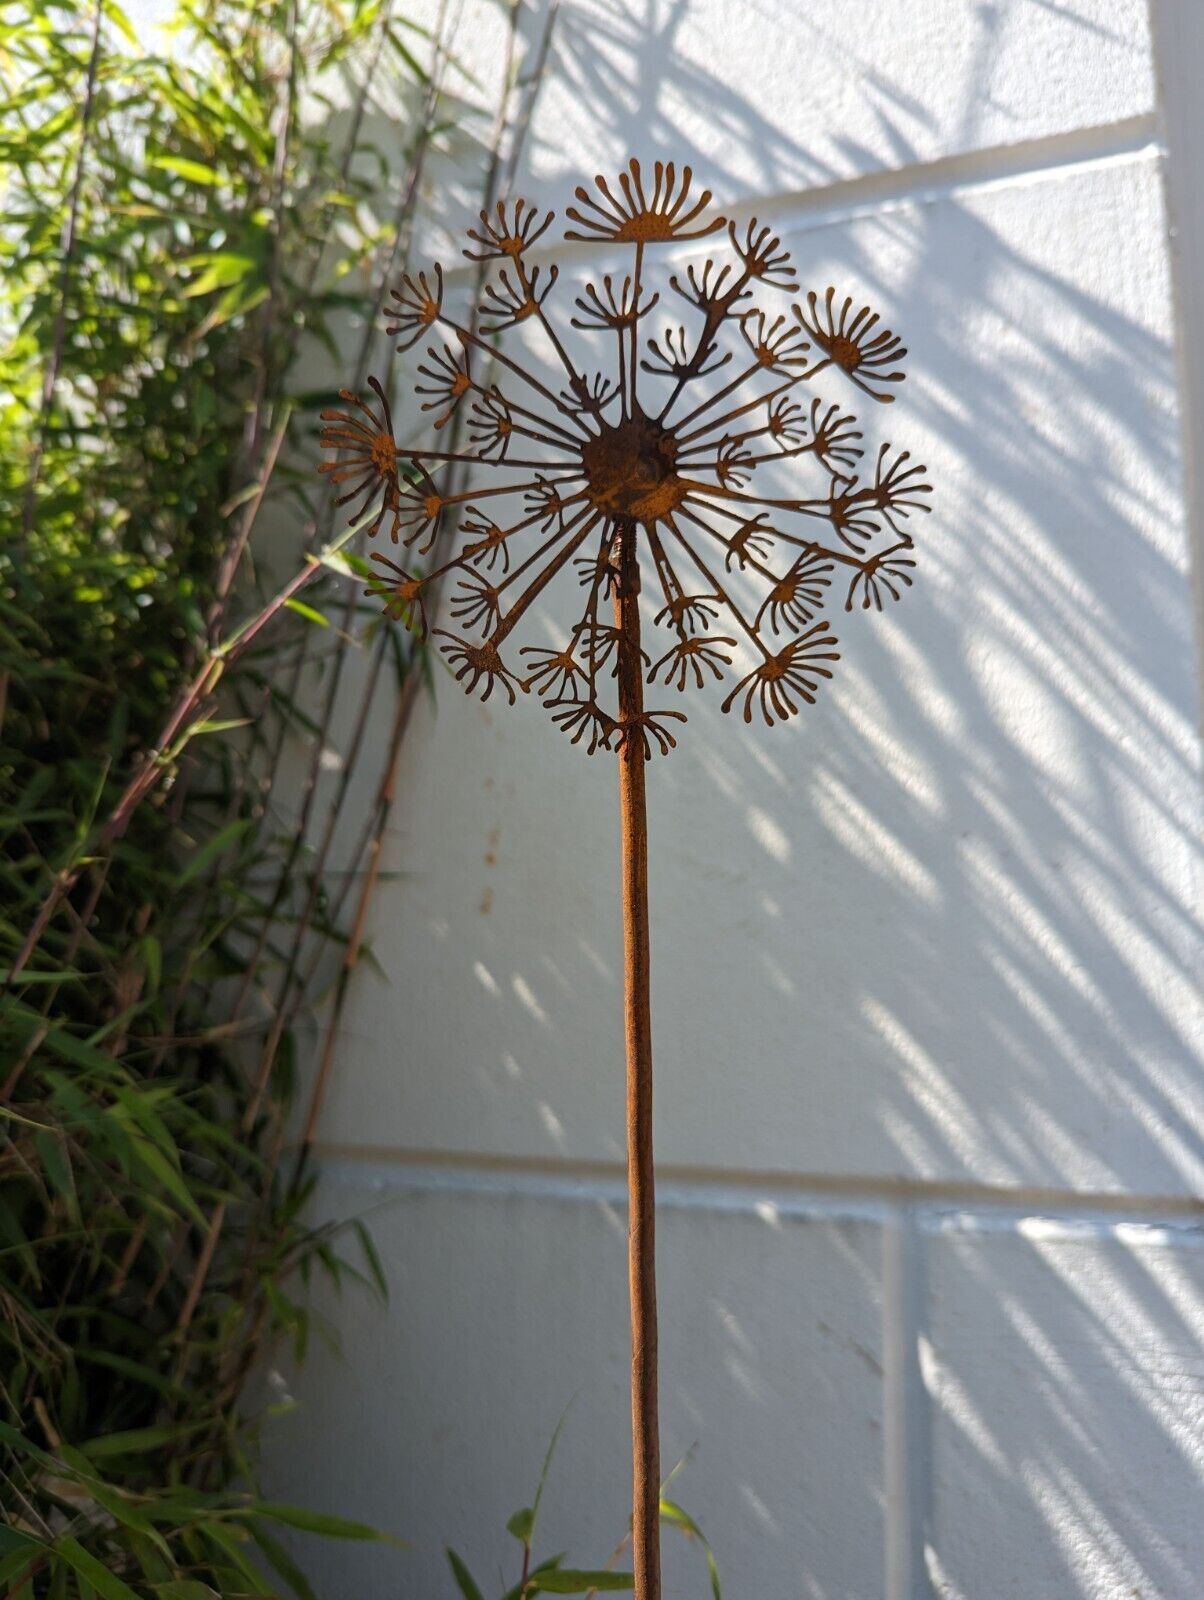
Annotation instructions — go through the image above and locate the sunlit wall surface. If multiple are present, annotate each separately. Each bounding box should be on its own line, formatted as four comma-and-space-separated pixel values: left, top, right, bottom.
261, 3, 1204, 1595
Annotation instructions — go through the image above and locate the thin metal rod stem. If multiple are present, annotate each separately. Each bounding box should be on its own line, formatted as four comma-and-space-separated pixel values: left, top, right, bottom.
614, 520, 661, 1600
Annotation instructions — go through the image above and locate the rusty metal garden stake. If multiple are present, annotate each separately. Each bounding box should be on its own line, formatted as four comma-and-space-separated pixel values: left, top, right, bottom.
319, 159, 930, 1600
613, 519, 661, 1598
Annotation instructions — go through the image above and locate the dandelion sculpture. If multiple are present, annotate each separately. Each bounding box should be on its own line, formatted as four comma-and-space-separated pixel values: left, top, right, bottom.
320, 159, 929, 1600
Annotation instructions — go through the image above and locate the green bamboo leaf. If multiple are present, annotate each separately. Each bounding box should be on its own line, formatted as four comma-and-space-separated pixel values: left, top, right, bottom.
507, 1507, 534, 1543
187, 718, 253, 738
34, 1130, 79, 1224
0, 1524, 35, 1552
177, 818, 252, 885
81, 1421, 204, 1459
0, 1543, 44, 1587
151, 156, 223, 185
29, 104, 75, 149
502, 1555, 565, 1600
77, 1477, 170, 1558
52, 1536, 142, 1600
126, 1136, 207, 1225
351, 1218, 388, 1301
284, 598, 329, 628
0, 1420, 65, 1474
181, 253, 257, 298
195, 277, 269, 334
0, 967, 76, 987
0, 1102, 54, 1131
140, 933, 161, 994
218, 480, 262, 516
251, 1503, 392, 1542
248, 1523, 316, 1600
317, 548, 373, 579
660, 1499, 721, 1600
525, 1401, 573, 1550
200, 1524, 274, 1595
10, 1008, 114, 1071
446, 1548, 484, 1600
73, 1346, 180, 1397
103, 1, 140, 46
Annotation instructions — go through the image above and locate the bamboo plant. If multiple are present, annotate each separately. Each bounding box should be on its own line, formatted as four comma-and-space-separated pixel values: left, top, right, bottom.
0, 0, 517, 1589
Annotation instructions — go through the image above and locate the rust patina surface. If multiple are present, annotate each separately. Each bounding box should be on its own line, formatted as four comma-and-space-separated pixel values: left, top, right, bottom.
320, 157, 929, 756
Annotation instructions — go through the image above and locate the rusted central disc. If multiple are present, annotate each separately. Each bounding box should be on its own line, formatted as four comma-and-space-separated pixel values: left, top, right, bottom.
582, 413, 686, 523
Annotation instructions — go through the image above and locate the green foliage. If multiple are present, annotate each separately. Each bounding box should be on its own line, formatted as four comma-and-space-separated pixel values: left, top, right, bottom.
0, 0, 439, 1591
446, 1433, 722, 1600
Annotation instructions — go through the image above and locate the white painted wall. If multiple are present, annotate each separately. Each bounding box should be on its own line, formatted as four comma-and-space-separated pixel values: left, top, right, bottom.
263, 3, 1204, 1595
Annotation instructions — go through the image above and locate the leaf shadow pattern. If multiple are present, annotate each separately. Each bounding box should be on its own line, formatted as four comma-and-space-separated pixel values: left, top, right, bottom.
283, 6, 1204, 1600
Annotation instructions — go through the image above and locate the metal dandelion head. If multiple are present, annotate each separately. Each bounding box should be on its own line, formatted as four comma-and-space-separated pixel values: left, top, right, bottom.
319, 157, 931, 756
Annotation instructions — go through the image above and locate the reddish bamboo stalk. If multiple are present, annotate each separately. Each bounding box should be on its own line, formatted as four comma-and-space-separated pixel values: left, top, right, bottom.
613, 521, 661, 1600
1, 550, 329, 1001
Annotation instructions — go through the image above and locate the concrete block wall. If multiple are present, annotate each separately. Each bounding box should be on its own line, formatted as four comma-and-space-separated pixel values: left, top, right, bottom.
262, 2, 1204, 1594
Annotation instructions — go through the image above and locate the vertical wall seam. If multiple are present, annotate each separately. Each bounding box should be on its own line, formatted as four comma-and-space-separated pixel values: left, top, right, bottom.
1149, 0, 1204, 774
883, 1202, 928, 1600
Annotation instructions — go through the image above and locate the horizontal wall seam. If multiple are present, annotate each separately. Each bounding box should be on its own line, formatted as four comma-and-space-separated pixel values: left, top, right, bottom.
719, 113, 1161, 229
310, 1142, 1204, 1225
433, 113, 1160, 287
